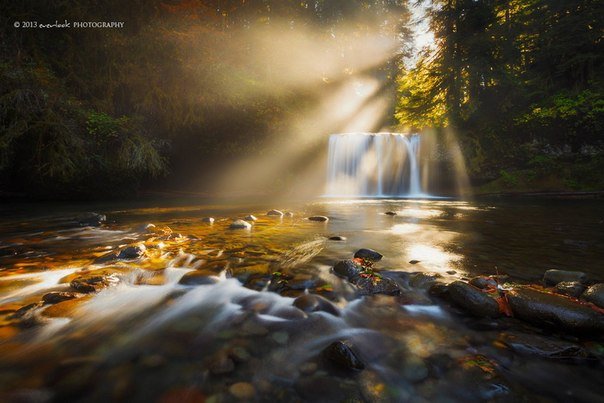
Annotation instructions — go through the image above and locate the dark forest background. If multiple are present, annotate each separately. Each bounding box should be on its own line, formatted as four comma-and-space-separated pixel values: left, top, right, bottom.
1, 0, 602, 199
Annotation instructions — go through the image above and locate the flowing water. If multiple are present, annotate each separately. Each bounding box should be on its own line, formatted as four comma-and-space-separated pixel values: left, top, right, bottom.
326, 133, 423, 197
0, 198, 603, 402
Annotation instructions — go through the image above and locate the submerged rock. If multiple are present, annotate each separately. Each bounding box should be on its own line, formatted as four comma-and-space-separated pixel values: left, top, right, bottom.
178, 272, 220, 286
229, 220, 252, 230
328, 235, 346, 241
447, 281, 501, 318
581, 283, 604, 308
293, 294, 340, 316
353, 248, 383, 262
507, 288, 604, 333
554, 281, 586, 298
543, 269, 587, 285
266, 209, 284, 217
499, 332, 591, 360
42, 292, 81, 305
117, 244, 146, 260
323, 341, 365, 371
70, 274, 118, 294
244, 215, 257, 221
76, 212, 106, 227
308, 215, 329, 222
201, 217, 215, 223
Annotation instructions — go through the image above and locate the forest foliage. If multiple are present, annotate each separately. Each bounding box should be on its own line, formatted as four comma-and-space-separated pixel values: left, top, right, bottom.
0, 0, 602, 198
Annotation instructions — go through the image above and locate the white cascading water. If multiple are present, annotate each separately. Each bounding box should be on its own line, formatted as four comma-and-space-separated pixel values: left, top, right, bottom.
325, 132, 423, 197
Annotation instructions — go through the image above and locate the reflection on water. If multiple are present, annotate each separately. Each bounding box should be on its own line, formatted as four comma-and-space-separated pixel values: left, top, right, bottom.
0, 198, 602, 401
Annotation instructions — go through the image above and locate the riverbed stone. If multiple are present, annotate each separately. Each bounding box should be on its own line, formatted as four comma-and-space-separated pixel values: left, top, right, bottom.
229, 220, 252, 230
385, 211, 397, 216
244, 215, 257, 221
267, 209, 284, 216
323, 340, 365, 371
543, 269, 587, 285
333, 259, 363, 280
506, 287, 604, 333
117, 244, 146, 259
581, 283, 604, 308
328, 235, 346, 241
229, 382, 255, 400
178, 271, 220, 286
353, 248, 383, 262
201, 217, 215, 223
293, 294, 340, 316
70, 274, 117, 293
308, 215, 329, 222
76, 212, 106, 227
355, 276, 401, 296
499, 331, 590, 360
42, 292, 81, 305
469, 276, 498, 290
447, 281, 501, 318
554, 281, 586, 298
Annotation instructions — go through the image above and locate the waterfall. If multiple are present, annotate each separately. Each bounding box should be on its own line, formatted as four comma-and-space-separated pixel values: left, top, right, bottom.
325, 132, 424, 197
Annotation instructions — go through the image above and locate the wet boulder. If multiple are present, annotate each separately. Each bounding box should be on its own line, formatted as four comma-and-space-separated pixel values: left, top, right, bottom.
229, 219, 252, 230
447, 281, 501, 318
244, 215, 257, 221
117, 244, 146, 260
469, 276, 498, 290
355, 276, 401, 296
353, 248, 383, 262
409, 272, 442, 289
543, 269, 587, 286
293, 294, 340, 316
308, 215, 329, 222
333, 259, 363, 280
76, 212, 106, 227
581, 283, 604, 308
267, 209, 284, 217
70, 274, 118, 293
554, 281, 586, 298
506, 288, 604, 333
323, 341, 365, 371
178, 271, 220, 286
42, 292, 82, 305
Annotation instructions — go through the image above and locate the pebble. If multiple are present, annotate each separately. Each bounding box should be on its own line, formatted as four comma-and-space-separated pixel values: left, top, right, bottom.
308, 215, 329, 222
328, 235, 346, 241
229, 382, 255, 400
267, 210, 284, 217
229, 220, 252, 230
385, 211, 397, 216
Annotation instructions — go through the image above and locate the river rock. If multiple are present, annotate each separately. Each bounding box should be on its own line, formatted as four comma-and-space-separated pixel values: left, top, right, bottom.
229, 382, 255, 400
244, 215, 257, 221
267, 209, 284, 217
409, 272, 442, 289
353, 248, 383, 262
201, 217, 215, 223
355, 276, 401, 296
554, 281, 586, 298
581, 283, 604, 308
323, 341, 365, 371
70, 275, 117, 293
385, 211, 397, 216
117, 244, 146, 259
76, 212, 106, 227
333, 259, 363, 280
229, 220, 251, 230
507, 287, 604, 333
409, 260, 420, 264
543, 269, 587, 286
328, 235, 346, 241
293, 294, 340, 316
308, 215, 329, 222
179, 272, 220, 286
469, 276, 498, 290
499, 331, 591, 360
42, 292, 81, 305
447, 281, 501, 318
